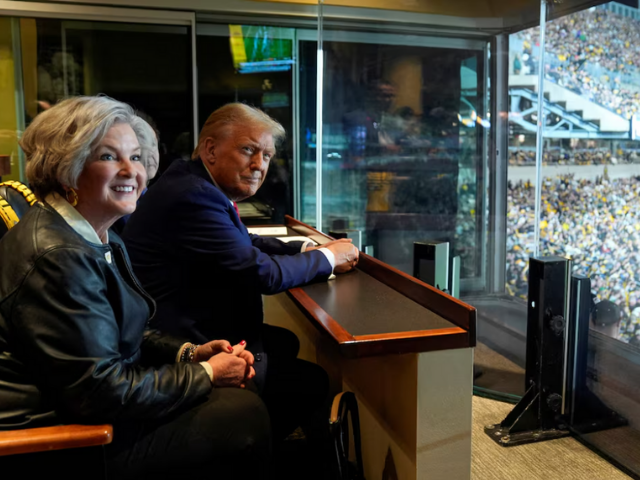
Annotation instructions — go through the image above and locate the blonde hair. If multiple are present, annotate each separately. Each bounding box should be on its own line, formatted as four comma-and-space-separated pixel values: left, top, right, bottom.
21, 96, 153, 198
192, 103, 286, 159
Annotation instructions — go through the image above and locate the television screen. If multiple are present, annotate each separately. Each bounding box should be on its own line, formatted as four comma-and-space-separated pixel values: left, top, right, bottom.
229, 25, 295, 74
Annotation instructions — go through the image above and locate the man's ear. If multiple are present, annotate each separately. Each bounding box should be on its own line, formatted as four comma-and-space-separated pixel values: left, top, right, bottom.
200, 137, 216, 165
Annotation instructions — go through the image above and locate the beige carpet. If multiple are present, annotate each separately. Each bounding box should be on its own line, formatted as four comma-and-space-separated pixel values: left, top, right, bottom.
475, 343, 523, 375
474, 342, 526, 396
472, 396, 631, 480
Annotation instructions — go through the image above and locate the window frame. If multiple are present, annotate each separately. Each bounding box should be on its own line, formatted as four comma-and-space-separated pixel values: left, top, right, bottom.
0, 1, 199, 149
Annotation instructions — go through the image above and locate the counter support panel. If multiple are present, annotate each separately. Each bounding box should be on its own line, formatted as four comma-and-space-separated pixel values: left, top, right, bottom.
261, 216, 476, 480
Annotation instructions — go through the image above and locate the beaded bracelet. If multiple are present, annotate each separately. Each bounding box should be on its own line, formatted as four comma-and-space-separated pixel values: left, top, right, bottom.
180, 343, 200, 363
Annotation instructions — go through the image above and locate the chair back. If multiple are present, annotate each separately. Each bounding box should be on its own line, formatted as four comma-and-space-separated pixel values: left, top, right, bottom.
330, 391, 366, 480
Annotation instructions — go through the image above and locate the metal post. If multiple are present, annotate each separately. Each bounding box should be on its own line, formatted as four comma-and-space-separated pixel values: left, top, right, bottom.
413, 241, 450, 293
292, 30, 301, 219
533, 0, 547, 258
479, 41, 490, 291
564, 275, 627, 433
488, 33, 509, 293
191, 13, 199, 149
561, 255, 573, 415
315, 0, 324, 231
11, 18, 26, 183
451, 256, 461, 299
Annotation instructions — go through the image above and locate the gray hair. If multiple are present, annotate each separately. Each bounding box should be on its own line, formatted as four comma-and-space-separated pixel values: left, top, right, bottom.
21, 95, 153, 199
132, 115, 158, 157
192, 103, 286, 159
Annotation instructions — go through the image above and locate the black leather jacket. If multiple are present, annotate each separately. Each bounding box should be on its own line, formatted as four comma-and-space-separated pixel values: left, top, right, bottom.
0, 203, 212, 429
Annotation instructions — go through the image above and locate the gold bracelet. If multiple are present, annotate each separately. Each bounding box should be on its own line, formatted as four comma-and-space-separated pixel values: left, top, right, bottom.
188, 344, 200, 363
180, 343, 200, 363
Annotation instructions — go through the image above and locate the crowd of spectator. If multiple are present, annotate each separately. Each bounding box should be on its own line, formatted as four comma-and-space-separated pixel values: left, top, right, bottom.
508, 148, 640, 165
515, 7, 640, 119
506, 174, 640, 344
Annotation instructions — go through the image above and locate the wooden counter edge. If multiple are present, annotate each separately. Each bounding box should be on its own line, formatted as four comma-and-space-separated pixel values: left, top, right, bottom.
285, 216, 334, 246
357, 253, 476, 336
284, 215, 476, 341
0, 424, 113, 456
346, 327, 471, 357
287, 285, 473, 357
287, 287, 356, 345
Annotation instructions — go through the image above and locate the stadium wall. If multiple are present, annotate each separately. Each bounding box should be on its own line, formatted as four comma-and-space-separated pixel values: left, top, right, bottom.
508, 164, 640, 183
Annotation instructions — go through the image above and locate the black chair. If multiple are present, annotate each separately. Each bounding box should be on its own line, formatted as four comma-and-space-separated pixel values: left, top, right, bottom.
0, 180, 37, 238
0, 180, 113, 477
330, 392, 365, 480
0, 194, 19, 238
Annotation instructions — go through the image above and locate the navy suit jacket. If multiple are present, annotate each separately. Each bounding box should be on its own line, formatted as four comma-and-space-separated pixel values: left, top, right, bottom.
122, 158, 332, 350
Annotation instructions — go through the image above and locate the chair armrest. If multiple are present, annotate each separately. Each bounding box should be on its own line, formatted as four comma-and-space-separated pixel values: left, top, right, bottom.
0, 424, 113, 456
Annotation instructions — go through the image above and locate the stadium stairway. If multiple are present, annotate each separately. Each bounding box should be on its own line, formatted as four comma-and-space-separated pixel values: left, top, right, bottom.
509, 75, 630, 138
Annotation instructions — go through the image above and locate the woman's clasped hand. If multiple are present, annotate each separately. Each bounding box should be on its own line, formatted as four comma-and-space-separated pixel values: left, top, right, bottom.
196, 340, 256, 388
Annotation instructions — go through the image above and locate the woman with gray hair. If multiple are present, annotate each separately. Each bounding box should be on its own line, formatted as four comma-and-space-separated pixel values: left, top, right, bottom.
0, 96, 270, 478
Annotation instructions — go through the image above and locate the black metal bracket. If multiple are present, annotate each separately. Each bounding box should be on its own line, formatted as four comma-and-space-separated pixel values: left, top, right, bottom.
484, 258, 627, 447
484, 384, 570, 447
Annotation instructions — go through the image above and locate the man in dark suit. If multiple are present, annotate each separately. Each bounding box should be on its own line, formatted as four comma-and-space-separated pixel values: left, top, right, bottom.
122, 103, 358, 452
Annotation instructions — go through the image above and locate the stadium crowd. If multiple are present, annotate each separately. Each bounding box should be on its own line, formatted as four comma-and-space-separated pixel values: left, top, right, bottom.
506, 174, 640, 344
508, 148, 640, 165
515, 7, 640, 119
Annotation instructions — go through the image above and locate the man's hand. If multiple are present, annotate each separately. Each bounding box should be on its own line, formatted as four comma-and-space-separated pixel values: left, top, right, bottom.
194, 340, 234, 363
204, 340, 256, 388
207, 350, 248, 388
326, 242, 359, 274
306, 238, 352, 252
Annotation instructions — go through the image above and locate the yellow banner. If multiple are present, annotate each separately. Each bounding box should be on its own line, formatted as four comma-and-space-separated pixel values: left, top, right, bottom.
229, 25, 247, 70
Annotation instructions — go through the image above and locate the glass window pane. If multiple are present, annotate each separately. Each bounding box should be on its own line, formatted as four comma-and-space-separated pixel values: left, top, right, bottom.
197, 24, 295, 224
313, 34, 488, 282
471, 26, 545, 400
540, 2, 640, 474
18, 19, 193, 180
507, 24, 538, 301
0, 17, 23, 183
473, 20, 552, 401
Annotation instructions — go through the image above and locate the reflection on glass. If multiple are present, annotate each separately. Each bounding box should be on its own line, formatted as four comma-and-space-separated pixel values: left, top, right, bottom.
198, 25, 295, 224
299, 39, 318, 227
305, 38, 487, 280
0, 17, 22, 182
507, 28, 539, 301
15, 19, 193, 183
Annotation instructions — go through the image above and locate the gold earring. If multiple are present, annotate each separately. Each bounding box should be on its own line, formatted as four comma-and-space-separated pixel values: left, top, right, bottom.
65, 188, 79, 207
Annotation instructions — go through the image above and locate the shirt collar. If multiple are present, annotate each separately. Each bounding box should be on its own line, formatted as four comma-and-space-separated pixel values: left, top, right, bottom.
45, 192, 108, 244
200, 159, 234, 206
